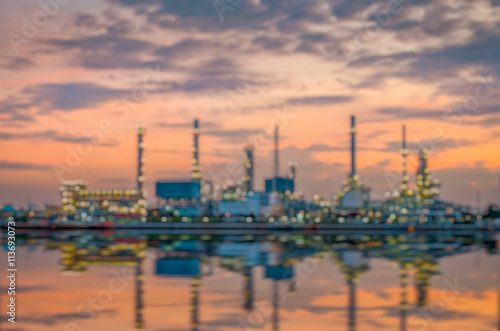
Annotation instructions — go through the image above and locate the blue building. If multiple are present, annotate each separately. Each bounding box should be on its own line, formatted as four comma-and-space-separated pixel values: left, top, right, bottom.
156, 180, 201, 199
265, 177, 294, 193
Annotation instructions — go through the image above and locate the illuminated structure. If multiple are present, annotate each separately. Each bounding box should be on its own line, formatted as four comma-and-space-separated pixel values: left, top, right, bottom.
60, 182, 143, 216
60, 129, 148, 217
416, 149, 441, 206
381, 125, 465, 222
265, 125, 294, 195
244, 145, 255, 194
274, 125, 279, 190
137, 127, 145, 199
218, 144, 273, 217
388, 124, 418, 212
136, 127, 147, 214
156, 119, 206, 216
217, 125, 302, 218
192, 119, 201, 182
288, 161, 297, 188
335, 116, 370, 212
401, 125, 410, 196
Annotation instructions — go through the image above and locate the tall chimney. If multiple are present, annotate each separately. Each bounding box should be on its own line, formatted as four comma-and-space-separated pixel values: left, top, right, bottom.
401, 124, 408, 193
274, 125, 279, 178
137, 127, 145, 199
273, 125, 279, 192
350, 115, 356, 178
288, 161, 297, 193
192, 119, 201, 182
244, 145, 254, 193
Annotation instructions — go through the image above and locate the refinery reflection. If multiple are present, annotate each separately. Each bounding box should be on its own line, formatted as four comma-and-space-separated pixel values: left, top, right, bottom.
9, 230, 498, 331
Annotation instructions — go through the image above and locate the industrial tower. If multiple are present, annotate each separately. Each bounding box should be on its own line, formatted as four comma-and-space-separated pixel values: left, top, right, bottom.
273, 125, 279, 192
192, 119, 201, 182
336, 115, 370, 211
136, 126, 147, 216
244, 145, 255, 193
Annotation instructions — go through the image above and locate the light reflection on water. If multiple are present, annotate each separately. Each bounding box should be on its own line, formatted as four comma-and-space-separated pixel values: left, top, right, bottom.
1, 230, 499, 331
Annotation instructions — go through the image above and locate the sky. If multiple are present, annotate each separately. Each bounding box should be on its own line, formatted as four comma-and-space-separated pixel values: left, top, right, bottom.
1, 0, 500, 208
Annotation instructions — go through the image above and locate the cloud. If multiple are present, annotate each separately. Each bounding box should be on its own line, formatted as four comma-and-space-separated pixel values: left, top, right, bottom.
105, 0, 288, 32
0, 83, 125, 116
0, 56, 36, 70
348, 29, 500, 90
155, 57, 274, 95
371, 96, 500, 124
29, 83, 125, 112
0, 160, 48, 170
19, 310, 117, 326
156, 120, 220, 128
204, 128, 262, 144
332, 0, 383, 18
287, 95, 353, 106
43, 34, 159, 69
374, 107, 444, 120
154, 38, 216, 59
383, 138, 476, 153
305, 143, 346, 152
0, 130, 118, 146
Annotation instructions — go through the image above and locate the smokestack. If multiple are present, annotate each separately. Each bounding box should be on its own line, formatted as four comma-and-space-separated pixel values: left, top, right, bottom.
244, 145, 254, 193
288, 161, 297, 181
274, 125, 279, 178
350, 115, 356, 178
272, 125, 279, 192
137, 127, 145, 199
288, 161, 297, 193
401, 125, 408, 193
192, 119, 201, 182
418, 149, 427, 176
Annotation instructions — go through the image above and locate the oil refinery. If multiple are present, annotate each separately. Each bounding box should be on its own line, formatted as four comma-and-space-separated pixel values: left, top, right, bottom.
5, 115, 494, 226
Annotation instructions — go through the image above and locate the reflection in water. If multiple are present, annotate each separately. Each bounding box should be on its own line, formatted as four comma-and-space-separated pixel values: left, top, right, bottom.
498, 238, 500, 331
2, 230, 499, 330
243, 265, 253, 311
400, 262, 408, 331
136, 255, 144, 329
